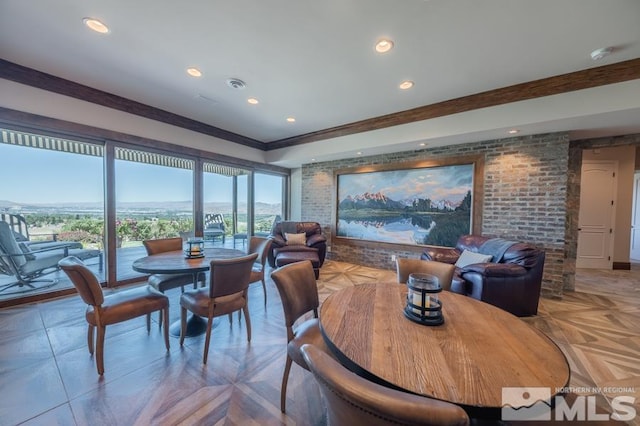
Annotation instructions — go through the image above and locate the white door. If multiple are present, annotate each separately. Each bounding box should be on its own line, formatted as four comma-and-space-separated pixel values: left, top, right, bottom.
631, 172, 640, 261
576, 161, 617, 269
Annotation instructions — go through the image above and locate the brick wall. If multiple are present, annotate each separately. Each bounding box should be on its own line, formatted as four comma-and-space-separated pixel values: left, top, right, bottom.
301, 132, 571, 298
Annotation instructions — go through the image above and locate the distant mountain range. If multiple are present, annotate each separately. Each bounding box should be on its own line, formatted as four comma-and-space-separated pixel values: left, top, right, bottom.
339, 191, 460, 211
0, 200, 281, 215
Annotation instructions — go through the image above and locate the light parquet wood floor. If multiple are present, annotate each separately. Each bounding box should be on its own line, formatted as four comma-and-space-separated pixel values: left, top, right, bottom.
0, 261, 638, 425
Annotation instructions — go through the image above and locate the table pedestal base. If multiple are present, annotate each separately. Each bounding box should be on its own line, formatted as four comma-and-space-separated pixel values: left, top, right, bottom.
169, 314, 207, 338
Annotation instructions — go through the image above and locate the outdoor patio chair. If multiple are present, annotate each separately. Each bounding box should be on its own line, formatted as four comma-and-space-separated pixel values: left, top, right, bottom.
0, 213, 103, 271
0, 221, 102, 295
203, 213, 226, 244
0, 213, 83, 251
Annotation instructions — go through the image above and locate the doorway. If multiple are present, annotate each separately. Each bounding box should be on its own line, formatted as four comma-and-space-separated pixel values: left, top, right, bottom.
576, 160, 617, 269
631, 172, 640, 261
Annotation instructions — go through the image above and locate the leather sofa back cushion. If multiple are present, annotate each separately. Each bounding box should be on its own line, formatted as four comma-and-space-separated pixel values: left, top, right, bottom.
454, 250, 492, 268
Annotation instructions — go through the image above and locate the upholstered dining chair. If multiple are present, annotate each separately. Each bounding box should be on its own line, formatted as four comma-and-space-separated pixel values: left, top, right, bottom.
143, 237, 206, 327
300, 344, 470, 426
396, 258, 456, 291
179, 253, 258, 364
58, 256, 170, 375
248, 236, 272, 305
270, 260, 333, 413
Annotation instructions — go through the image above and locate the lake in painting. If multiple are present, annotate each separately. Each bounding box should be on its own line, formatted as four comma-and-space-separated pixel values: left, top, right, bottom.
336, 163, 474, 247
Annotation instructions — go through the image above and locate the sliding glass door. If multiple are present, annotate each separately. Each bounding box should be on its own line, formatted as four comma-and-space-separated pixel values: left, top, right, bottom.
254, 172, 284, 236
0, 130, 104, 300
114, 148, 194, 281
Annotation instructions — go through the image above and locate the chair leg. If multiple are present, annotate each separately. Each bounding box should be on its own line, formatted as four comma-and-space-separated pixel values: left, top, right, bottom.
179, 306, 187, 346
202, 314, 214, 365
242, 305, 251, 342
87, 324, 95, 355
96, 325, 106, 375
261, 277, 267, 305
162, 307, 170, 351
281, 355, 293, 413
146, 313, 151, 333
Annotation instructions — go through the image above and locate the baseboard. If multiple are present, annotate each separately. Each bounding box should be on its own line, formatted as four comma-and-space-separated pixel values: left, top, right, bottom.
613, 261, 631, 270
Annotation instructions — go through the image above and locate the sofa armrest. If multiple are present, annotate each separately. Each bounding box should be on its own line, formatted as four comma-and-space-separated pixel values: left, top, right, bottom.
306, 233, 326, 247
421, 247, 460, 264
460, 263, 527, 278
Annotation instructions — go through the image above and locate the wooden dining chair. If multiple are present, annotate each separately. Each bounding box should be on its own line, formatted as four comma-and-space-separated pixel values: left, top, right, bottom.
300, 344, 470, 426
248, 236, 272, 305
396, 258, 456, 291
58, 256, 170, 375
270, 260, 334, 413
179, 253, 258, 364
143, 237, 206, 327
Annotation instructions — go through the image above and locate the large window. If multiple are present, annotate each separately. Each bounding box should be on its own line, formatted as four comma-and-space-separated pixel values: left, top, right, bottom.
0, 130, 104, 300
0, 127, 288, 305
203, 162, 249, 248
115, 148, 194, 280
254, 172, 284, 236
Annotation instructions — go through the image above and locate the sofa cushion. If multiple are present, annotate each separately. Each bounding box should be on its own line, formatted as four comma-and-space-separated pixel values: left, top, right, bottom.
454, 250, 492, 268
285, 232, 307, 246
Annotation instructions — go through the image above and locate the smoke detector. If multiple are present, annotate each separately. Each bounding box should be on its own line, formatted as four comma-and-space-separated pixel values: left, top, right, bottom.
226, 78, 246, 89
590, 47, 613, 61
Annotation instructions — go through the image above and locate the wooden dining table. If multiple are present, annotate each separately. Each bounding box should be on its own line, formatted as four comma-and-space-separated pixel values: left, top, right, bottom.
319, 282, 570, 419
132, 247, 245, 337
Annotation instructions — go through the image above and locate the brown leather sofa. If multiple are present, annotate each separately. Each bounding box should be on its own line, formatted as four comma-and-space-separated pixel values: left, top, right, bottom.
267, 221, 327, 274
421, 234, 545, 316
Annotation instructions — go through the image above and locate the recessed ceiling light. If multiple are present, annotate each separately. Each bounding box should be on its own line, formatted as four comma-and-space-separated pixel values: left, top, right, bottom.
247, 98, 259, 105
375, 39, 394, 53
508, 129, 519, 134
186, 67, 202, 77
356, 151, 362, 155
419, 142, 426, 147
399, 80, 414, 90
286, 117, 296, 123
83, 18, 109, 34
590, 47, 614, 61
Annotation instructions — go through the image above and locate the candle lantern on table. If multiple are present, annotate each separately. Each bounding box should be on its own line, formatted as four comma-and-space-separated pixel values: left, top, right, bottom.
404, 273, 443, 325
184, 238, 205, 258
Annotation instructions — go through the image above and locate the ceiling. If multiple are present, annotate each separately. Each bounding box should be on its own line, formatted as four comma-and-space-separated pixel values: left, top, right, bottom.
1, 0, 640, 168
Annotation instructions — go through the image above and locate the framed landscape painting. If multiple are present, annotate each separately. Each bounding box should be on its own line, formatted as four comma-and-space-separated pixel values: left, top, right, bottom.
334, 157, 482, 248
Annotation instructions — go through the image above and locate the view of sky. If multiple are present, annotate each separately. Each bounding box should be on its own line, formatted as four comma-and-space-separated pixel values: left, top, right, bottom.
0, 143, 282, 205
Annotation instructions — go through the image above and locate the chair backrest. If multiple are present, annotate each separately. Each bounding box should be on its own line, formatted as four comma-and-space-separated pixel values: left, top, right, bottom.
0, 213, 30, 242
0, 221, 27, 268
300, 344, 470, 426
396, 258, 456, 290
58, 256, 104, 307
248, 236, 271, 268
208, 253, 258, 298
143, 237, 183, 255
204, 213, 225, 230
270, 261, 319, 332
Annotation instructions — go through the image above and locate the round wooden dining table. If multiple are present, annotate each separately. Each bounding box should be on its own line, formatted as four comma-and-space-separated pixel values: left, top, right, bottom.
132, 247, 245, 337
319, 282, 570, 419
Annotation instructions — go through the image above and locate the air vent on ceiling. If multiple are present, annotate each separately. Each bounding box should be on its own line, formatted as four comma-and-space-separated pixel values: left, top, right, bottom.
195, 94, 218, 104
226, 78, 246, 90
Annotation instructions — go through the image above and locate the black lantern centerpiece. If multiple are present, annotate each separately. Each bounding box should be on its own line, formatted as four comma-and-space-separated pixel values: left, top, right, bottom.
404, 273, 444, 325
184, 238, 205, 258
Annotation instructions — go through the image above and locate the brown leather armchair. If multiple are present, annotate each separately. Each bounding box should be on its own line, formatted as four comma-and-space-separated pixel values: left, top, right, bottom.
267, 221, 327, 269
421, 234, 545, 316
